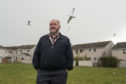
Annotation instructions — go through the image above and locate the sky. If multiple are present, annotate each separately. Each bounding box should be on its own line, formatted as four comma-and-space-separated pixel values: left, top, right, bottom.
0, 0, 126, 46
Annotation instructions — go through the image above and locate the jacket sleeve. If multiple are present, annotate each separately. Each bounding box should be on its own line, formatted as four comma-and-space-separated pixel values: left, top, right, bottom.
66, 38, 74, 71
32, 38, 41, 70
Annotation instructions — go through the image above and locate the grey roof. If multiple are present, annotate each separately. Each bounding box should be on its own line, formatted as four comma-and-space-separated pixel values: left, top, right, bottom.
0, 45, 3, 48
112, 42, 126, 49
4, 46, 20, 50
20, 45, 35, 49
72, 41, 112, 49
3, 45, 36, 50
22, 53, 31, 56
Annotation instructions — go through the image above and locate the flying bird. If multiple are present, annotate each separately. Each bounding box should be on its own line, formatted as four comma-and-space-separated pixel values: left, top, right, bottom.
113, 33, 116, 37
27, 20, 31, 25
67, 8, 76, 24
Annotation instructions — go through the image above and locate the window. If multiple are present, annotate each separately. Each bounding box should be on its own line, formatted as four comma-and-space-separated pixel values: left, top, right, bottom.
21, 57, 24, 60
76, 50, 78, 53
123, 49, 126, 54
16, 50, 17, 54
20, 50, 22, 52
94, 57, 97, 60
94, 49, 96, 52
89, 49, 91, 52
9, 51, 12, 53
27, 50, 29, 52
80, 49, 83, 53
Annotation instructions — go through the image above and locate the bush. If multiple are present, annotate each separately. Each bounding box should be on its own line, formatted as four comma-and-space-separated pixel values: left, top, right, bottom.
84, 56, 91, 60
74, 57, 84, 61
99, 56, 119, 67
74, 57, 91, 61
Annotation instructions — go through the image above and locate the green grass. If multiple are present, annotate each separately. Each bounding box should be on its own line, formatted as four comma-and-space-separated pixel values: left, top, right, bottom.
0, 63, 126, 84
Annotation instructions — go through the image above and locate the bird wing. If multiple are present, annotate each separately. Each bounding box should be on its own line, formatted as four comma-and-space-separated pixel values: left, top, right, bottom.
71, 8, 75, 15
72, 16, 76, 18
67, 17, 72, 24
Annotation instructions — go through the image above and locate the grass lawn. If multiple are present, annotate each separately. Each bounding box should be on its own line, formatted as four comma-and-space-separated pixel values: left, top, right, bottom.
0, 63, 126, 84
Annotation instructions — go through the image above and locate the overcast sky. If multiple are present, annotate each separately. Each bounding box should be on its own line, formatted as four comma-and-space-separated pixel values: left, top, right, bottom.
0, 0, 126, 46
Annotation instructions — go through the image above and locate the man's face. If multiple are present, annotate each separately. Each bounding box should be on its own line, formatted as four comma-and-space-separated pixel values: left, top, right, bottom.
49, 20, 60, 34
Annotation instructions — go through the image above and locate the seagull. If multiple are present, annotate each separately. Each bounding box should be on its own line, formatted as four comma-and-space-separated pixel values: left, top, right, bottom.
113, 33, 116, 37
27, 20, 31, 25
67, 8, 76, 24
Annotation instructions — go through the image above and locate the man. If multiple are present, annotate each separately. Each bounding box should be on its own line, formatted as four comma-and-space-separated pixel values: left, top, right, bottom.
32, 19, 73, 84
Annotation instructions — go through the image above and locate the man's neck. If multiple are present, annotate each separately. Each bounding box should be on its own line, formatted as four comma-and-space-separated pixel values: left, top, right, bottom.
50, 32, 59, 38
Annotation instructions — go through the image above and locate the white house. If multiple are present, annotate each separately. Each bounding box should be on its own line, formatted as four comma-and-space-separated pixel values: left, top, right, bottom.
17, 45, 36, 63
0, 45, 4, 63
0, 45, 8, 63
4, 46, 20, 63
112, 42, 126, 60
72, 41, 114, 66
0, 45, 36, 63
112, 42, 126, 68
0, 45, 7, 57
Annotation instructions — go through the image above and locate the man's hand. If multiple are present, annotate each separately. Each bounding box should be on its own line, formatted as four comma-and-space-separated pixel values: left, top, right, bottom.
65, 70, 69, 73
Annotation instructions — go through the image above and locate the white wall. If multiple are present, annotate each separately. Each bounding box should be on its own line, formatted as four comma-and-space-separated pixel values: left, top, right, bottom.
112, 49, 126, 60
0, 56, 2, 63
73, 48, 105, 62
21, 59, 32, 64
29, 46, 36, 58
0, 48, 6, 57
104, 42, 114, 56
73, 48, 104, 57
73, 42, 114, 63
118, 60, 126, 68
79, 61, 93, 66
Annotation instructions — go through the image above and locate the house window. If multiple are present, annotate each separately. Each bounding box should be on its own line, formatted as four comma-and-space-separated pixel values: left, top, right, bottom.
94, 57, 97, 60
80, 49, 83, 53
9, 51, 12, 53
16, 50, 17, 54
89, 49, 91, 52
76, 50, 78, 53
27, 50, 29, 52
123, 49, 126, 54
94, 49, 96, 52
21, 57, 24, 60
20, 50, 22, 52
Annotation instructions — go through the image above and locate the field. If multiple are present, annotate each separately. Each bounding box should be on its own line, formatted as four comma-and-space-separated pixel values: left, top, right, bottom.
0, 63, 126, 84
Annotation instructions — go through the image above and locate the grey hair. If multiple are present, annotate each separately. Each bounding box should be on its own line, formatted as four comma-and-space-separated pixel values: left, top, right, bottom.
50, 19, 60, 24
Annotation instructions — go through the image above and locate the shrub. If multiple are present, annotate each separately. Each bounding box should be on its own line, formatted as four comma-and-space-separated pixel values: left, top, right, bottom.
99, 56, 119, 67
74, 57, 84, 61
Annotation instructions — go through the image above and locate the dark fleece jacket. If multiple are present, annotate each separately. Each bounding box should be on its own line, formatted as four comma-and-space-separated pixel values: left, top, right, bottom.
32, 33, 73, 71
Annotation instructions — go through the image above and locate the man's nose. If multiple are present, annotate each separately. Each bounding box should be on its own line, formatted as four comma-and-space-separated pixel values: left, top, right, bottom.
51, 25, 55, 27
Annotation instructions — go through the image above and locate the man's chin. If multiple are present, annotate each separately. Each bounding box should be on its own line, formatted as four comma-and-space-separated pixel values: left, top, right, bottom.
50, 31, 57, 34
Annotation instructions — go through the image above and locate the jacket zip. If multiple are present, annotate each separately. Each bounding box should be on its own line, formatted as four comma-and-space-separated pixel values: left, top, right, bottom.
49, 37, 59, 48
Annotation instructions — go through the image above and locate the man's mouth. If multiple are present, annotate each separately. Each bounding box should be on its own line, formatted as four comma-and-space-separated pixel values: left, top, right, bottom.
50, 28, 56, 32
51, 27, 56, 30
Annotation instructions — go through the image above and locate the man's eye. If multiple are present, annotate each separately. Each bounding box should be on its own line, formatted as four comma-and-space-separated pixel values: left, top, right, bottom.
50, 23, 57, 26
50, 24, 53, 26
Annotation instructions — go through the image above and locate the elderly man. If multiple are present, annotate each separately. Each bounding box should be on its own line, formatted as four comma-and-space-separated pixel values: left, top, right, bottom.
32, 19, 73, 84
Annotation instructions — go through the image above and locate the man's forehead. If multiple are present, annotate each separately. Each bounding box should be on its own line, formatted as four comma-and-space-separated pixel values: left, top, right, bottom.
50, 20, 59, 24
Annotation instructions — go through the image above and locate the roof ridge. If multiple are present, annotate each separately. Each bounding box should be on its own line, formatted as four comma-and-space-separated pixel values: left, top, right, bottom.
72, 41, 112, 49
74, 40, 112, 46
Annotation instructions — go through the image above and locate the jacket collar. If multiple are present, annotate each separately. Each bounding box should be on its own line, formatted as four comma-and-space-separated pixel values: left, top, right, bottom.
48, 32, 63, 39
58, 32, 64, 40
